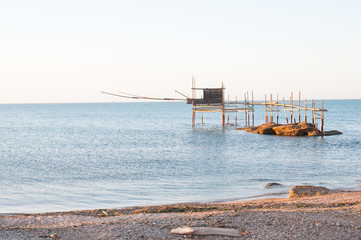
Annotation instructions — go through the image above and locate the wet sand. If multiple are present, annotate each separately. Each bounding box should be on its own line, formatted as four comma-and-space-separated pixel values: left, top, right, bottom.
1, 191, 361, 239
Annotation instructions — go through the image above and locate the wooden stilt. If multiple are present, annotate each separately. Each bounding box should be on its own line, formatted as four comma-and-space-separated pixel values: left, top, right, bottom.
222, 82, 225, 126
252, 91, 254, 126
304, 99, 307, 122
298, 91, 301, 123
247, 91, 250, 126
192, 110, 195, 127
276, 93, 279, 124
192, 76, 195, 127
283, 97, 289, 124
227, 95, 230, 125
235, 96, 238, 125
290, 93, 293, 124
312, 100, 315, 127
244, 93, 248, 126
270, 94, 273, 123
222, 111, 225, 126
321, 100, 324, 133
265, 94, 268, 123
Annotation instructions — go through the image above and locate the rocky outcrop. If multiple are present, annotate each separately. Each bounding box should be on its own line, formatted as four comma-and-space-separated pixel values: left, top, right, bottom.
238, 121, 342, 136
273, 122, 318, 136
289, 185, 333, 198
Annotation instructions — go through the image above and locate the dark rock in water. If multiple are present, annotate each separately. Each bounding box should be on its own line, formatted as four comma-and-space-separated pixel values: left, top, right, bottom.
289, 185, 333, 198
237, 126, 257, 132
265, 182, 282, 188
321, 130, 343, 136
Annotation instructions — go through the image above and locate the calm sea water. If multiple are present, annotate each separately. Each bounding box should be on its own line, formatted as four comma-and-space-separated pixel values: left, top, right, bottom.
0, 100, 360, 213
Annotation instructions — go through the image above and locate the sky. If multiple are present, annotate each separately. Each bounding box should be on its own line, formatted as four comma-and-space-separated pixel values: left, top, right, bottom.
1, 0, 360, 103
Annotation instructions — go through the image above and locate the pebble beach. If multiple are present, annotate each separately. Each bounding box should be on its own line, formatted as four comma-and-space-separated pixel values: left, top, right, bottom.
1, 190, 360, 240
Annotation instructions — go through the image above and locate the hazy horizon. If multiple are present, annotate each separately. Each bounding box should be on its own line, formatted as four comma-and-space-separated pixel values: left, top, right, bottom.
1, 1, 360, 103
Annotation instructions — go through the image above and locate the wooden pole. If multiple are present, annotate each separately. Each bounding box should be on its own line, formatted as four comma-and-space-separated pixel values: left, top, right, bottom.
192, 76, 196, 127
222, 112, 225, 126
321, 100, 324, 133
235, 96, 238, 125
276, 93, 279, 124
298, 91, 301, 123
283, 97, 288, 124
265, 94, 268, 123
247, 91, 250, 126
313, 100, 317, 129
312, 100, 315, 127
304, 99, 307, 122
290, 93, 293, 124
252, 91, 254, 126
222, 82, 225, 126
227, 94, 230, 125
245, 93, 248, 126
270, 94, 273, 123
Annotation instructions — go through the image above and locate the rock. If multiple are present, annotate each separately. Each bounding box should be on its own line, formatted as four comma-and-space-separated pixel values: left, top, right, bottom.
238, 121, 342, 137
50, 233, 60, 240
237, 126, 258, 133
321, 130, 343, 136
273, 122, 316, 136
308, 130, 321, 136
265, 182, 282, 188
257, 122, 279, 135
289, 185, 333, 198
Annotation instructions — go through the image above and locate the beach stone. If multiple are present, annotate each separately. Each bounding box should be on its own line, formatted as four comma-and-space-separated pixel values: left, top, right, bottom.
265, 182, 282, 188
289, 185, 333, 198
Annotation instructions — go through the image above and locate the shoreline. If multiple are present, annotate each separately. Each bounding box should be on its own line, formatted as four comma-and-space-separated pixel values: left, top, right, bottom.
1, 190, 360, 239
4, 183, 361, 216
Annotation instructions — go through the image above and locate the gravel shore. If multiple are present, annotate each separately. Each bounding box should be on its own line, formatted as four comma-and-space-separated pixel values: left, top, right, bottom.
1, 191, 360, 240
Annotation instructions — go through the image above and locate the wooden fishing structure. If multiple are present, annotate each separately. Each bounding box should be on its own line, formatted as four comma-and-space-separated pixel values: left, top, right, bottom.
101, 77, 327, 133
186, 77, 255, 127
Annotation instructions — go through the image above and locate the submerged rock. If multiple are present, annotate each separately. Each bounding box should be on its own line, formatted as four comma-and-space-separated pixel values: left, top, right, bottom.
289, 185, 333, 198
265, 182, 282, 188
322, 130, 343, 136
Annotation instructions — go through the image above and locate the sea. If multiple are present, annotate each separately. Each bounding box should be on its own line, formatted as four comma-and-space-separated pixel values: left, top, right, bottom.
0, 100, 360, 213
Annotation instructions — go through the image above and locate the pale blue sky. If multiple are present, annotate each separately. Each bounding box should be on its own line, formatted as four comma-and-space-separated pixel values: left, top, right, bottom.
1, 0, 360, 103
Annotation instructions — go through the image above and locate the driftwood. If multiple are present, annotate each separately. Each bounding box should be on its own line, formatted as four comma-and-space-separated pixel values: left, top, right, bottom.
171, 226, 242, 237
